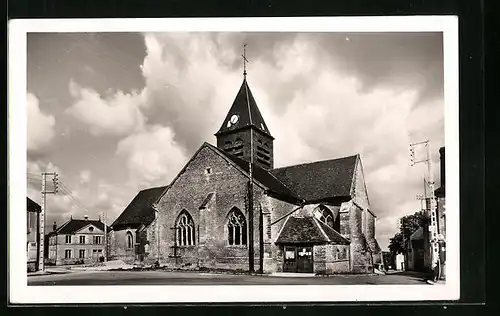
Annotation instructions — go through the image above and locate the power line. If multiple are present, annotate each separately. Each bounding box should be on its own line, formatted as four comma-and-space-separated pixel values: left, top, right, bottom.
57, 180, 91, 214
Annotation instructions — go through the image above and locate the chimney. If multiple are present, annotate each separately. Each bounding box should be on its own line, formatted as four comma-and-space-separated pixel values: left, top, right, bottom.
84, 214, 88, 221
439, 147, 445, 188
52, 221, 57, 231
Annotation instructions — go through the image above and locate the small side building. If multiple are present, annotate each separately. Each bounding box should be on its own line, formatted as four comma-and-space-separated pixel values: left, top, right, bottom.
47, 216, 111, 265
434, 147, 446, 279
109, 186, 168, 265
27, 197, 41, 272
406, 226, 432, 272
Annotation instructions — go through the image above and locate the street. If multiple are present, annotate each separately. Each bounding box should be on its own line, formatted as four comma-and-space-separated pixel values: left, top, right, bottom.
28, 270, 431, 286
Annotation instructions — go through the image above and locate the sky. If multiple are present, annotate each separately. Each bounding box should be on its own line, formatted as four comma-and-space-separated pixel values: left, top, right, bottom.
26, 32, 444, 250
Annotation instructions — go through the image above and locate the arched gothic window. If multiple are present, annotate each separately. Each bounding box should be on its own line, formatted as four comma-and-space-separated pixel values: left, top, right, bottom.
227, 208, 247, 246
126, 231, 133, 249
175, 211, 195, 246
313, 205, 335, 228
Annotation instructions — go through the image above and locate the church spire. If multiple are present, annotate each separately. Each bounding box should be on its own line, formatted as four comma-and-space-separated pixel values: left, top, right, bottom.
215, 44, 275, 169
214, 78, 272, 138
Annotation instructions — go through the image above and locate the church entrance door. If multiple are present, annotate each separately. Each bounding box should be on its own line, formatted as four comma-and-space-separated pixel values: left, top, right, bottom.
282, 245, 314, 273
297, 246, 314, 273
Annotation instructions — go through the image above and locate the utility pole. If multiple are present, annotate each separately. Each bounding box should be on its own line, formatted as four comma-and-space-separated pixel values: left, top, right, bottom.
242, 43, 255, 273
39, 172, 58, 271
103, 212, 108, 262
409, 141, 440, 271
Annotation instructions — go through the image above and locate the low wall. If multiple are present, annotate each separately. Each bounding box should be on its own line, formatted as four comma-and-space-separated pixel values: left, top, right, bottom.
314, 244, 351, 274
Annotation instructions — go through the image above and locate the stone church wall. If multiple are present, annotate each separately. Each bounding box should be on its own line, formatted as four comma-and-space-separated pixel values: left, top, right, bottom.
155, 146, 268, 271
339, 202, 351, 238
349, 202, 373, 273
365, 212, 382, 266
313, 244, 350, 274
109, 229, 137, 264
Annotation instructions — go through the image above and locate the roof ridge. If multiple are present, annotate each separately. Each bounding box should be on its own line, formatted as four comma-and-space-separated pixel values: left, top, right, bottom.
55, 217, 73, 233
244, 79, 253, 125
316, 219, 350, 243
204, 142, 269, 190
139, 185, 169, 193
274, 213, 292, 243
262, 166, 302, 200
312, 217, 331, 241
272, 154, 359, 171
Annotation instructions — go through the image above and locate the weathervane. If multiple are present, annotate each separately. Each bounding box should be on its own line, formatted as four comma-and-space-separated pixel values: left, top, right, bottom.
242, 43, 249, 77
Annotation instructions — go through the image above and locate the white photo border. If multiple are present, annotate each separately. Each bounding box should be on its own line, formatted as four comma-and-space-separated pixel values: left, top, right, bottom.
8, 16, 459, 304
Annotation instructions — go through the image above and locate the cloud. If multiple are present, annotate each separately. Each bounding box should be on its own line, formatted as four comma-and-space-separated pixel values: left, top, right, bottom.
27, 92, 56, 153
79, 169, 91, 184
138, 33, 243, 152
66, 80, 146, 137
116, 125, 188, 189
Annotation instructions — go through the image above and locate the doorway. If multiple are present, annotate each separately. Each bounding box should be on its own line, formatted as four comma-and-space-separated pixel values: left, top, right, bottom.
282, 245, 314, 273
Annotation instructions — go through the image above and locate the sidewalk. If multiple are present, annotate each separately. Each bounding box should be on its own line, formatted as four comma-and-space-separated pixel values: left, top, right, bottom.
271, 272, 316, 277
27, 267, 72, 276
70, 260, 135, 272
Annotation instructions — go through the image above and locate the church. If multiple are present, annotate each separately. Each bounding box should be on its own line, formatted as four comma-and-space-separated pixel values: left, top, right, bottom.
109, 72, 382, 274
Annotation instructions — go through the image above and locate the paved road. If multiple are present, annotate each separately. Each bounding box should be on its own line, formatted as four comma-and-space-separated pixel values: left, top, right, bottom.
28, 270, 430, 286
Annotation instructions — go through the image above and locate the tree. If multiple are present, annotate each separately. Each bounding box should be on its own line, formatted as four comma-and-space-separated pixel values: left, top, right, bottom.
388, 232, 404, 254
388, 211, 429, 256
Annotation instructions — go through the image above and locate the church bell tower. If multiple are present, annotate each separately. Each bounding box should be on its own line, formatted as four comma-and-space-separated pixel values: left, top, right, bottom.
215, 77, 274, 170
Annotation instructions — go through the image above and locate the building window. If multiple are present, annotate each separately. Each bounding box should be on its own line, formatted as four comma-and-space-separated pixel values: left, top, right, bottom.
313, 206, 335, 228
175, 211, 195, 246
227, 208, 247, 246
89, 227, 94, 232
79, 249, 85, 258
79, 236, 86, 244
284, 247, 295, 260
93, 236, 102, 244
338, 247, 347, 260
65, 235, 72, 244
126, 232, 133, 249
65, 250, 72, 259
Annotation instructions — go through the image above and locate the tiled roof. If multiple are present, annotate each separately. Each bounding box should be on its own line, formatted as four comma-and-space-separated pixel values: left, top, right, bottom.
275, 217, 329, 244
111, 186, 168, 230
27, 197, 41, 213
270, 155, 358, 202
276, 216, 350, 245
215, 79, 272, 137
316, 220, 350, 245
410, 226, 424, 240
56, 219, 111, 234
206, 143, 302, 204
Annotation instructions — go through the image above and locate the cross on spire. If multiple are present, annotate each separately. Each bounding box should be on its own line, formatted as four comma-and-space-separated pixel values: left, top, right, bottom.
242, 43, 249, 77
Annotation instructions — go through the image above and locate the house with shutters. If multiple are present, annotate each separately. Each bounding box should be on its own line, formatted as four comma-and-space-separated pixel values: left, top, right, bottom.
47, 215, 111, 265
109, 75, 382, 274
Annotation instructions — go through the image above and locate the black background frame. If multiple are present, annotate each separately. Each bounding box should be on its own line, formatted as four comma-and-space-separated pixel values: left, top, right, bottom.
6, 0, 489, 314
